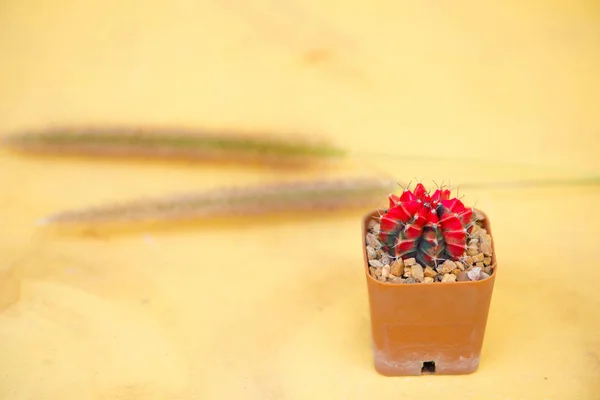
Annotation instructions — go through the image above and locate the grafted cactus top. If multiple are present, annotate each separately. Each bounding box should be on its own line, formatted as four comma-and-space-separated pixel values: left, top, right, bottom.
377, 183, 474, 267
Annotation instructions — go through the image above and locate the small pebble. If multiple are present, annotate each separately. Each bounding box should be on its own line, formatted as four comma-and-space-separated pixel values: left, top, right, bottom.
473, 209, 485, 221
405, 277, 416, 284
480, 234, 493, 256
369, 267, 377, 277
473, 253, 484, 263
389, 273, 397, 279
470, 225, 481, 235
456, 261, 466, 271
366, 233, 381, 249
374, 267, 382, 277
468, 242, 479, 251
390, 260, 403, 276
483, 266, 492, 275
467, 246, 478, 256
456, 271, 469, 281
442, 273, 457, 283
403, 267, 412, 278
476, 262, 484, 268
423, 277, 434, 284
411, 264, 425, 282
467, 267, 482, 281
380, 254, 391, 266
465, 256, 474, 265
403, 258, 417, 266
480, 272, 491, 280
424, 266, 437, 278
377, 275, 387, 282
483, 257, 492, 266
366, 246, 377, 260
452, 268, 461, 275
369, 259, 384, 268
368, 220, 380, 233
440, 260, 456, 274
481, 243, 493, 257
392, 277, 405, 284
382, 265, 391, 278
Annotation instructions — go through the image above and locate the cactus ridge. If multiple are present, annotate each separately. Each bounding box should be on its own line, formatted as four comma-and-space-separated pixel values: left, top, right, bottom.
377, 183, 474, 267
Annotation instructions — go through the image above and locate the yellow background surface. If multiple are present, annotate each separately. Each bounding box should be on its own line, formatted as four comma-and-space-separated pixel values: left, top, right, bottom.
0, 1, 599, 399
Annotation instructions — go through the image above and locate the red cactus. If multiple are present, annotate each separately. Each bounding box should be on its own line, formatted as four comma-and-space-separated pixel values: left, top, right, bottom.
377, 183, 474, 267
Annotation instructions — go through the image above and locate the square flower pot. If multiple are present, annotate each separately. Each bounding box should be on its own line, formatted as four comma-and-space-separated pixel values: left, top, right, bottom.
362, 208, 497, 376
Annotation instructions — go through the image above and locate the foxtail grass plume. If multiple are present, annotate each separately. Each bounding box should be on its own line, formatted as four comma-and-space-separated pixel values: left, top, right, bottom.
2, 126, 347, 168
38, 177, 397, 226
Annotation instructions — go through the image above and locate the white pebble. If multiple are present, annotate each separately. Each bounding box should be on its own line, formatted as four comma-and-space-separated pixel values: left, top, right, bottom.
467, 267, 482, 281
382, 265, 390, 278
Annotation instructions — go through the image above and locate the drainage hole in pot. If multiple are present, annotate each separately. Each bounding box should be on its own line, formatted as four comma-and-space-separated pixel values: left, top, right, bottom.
421, 361, 436, 374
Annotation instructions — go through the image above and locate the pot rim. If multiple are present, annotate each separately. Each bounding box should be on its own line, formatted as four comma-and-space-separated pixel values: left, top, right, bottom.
362, 208, 497, 286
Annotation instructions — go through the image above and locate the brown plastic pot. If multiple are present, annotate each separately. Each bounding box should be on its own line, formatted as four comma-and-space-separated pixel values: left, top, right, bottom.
362, 209, 497, 376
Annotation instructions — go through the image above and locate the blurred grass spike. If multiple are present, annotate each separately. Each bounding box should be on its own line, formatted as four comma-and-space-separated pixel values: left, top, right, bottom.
38, 177, 397, 226
454, 176, 600, 190
1, 125, 347, 168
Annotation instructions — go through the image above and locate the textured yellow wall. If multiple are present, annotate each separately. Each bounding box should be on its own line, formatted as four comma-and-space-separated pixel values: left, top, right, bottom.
0, 1, 599, 398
